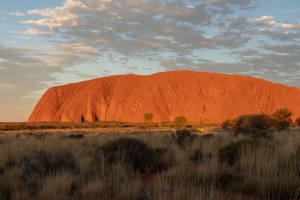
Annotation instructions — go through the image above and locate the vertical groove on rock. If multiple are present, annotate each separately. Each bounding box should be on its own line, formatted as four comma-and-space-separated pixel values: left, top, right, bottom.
28, 71, 300, 123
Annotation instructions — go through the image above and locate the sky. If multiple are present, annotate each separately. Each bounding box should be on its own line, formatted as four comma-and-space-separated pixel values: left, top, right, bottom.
0, 0, 300, 122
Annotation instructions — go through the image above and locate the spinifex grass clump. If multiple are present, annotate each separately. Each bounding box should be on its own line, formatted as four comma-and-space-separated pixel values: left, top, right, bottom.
94, 137, 167, 173
1, 127, 300, 199
279, 148, 300, 177
218, 139, 262, 166
22, 150, 78, 196
22, 150, 78, 180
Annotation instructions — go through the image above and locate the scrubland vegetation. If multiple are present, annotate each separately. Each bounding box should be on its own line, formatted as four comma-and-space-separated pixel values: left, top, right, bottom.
0, 120, 207, 132
1, 108, 300, 199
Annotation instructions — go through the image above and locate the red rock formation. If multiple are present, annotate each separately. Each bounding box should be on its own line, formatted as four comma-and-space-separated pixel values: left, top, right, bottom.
28, 70, 300, 123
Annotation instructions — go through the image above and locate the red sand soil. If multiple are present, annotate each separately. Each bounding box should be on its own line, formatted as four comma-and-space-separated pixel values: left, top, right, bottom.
28, 70, 300, 123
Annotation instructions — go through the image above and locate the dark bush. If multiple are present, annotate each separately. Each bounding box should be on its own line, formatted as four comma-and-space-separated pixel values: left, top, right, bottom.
171, 129, 197, 149
94, 137, 167, 173
216, 172, 237, 189
0, 166, 4, 176
69, 134, 84, 139
296, 117, 300, 127
22, 150, 78, 181
22, 150, 77, 196
218, 139, 260, 166
221, 118, 233, 130
232, 114, 274, 135
272, 108, 293, 130
276, 120, 292, 130
190, 150, 204, 161
153, 148, 169, 171
33, 133, 47, 140
201, 133, 215, 140
0, 187, 12, 200
250, 129, 274, 140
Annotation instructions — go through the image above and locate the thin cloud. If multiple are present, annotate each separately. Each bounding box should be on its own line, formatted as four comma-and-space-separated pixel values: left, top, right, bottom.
24, 28, 47, 35
255, 16, 274, 22
21, 0, 90, 30
284, 9, 299, 13
277, 23, 300, 29
14, 36, 31, 40
59, 43, 98, 53
10, 12, 25, 16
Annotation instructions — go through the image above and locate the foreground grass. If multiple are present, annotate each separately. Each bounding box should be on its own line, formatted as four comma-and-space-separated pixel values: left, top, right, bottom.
0, 127, 300, 199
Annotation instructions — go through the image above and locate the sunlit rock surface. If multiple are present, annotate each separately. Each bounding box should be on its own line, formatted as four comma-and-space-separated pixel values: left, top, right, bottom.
28, 70, 300, 123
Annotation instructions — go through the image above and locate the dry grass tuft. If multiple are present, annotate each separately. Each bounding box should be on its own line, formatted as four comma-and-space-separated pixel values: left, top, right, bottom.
0, 126, 300, 199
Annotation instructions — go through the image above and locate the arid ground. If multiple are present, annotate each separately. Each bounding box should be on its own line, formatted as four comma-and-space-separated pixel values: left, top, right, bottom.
1, 120, 300, 200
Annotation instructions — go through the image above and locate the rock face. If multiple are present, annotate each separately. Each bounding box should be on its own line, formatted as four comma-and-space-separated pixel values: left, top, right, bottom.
28, 70, 300, 123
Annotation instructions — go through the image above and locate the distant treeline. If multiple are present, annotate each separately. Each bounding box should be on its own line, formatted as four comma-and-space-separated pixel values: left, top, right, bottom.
0, 120, 213, 131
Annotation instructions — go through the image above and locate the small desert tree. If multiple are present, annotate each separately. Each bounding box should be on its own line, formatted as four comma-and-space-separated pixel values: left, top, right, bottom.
144, 112, 154, 132
272, 108, 293, 130
174, 116, 187, 129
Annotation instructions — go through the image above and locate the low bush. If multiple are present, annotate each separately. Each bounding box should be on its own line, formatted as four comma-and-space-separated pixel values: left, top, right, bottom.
272, 108, 293, 130
221, 118, 233, 130
171, 129, 197, 149
249, 129, 274, 140
215, 171, 243, 190
94, 137, 167, 173
295, 116, 300, 127
232, 114, 274, 135
22, 150, 78, 181
21, 150, 78, 196
218, 139, 260, 166
69, 134, 84, 139
190, 150, 204, 162
201, 133, 214, 139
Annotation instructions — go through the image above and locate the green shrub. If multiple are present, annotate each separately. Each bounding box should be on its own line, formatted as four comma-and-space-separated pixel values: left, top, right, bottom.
94, 138, 167, 173
171, 129, 197, 149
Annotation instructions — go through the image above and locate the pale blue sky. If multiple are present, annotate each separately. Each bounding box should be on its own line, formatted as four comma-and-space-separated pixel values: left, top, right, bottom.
0, 0, 300, 121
